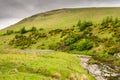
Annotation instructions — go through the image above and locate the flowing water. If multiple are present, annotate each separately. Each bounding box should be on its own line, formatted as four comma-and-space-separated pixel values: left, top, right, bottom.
75, 55, 120, 80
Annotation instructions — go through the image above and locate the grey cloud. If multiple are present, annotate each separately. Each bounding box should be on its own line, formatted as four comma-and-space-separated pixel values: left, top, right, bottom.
0, 0, 120, 19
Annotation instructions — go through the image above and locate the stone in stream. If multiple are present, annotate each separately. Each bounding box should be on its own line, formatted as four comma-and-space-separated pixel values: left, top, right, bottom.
75, 54, 120, 80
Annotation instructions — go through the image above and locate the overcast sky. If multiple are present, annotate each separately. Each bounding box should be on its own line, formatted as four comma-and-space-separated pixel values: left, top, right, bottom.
0, 0, 120, 29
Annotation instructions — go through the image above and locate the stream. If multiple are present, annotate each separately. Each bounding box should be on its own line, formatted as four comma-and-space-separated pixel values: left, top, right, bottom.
75, 55, 120, 80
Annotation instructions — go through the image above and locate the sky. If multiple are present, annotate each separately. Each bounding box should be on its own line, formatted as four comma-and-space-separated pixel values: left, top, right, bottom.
0, 0, 120, 29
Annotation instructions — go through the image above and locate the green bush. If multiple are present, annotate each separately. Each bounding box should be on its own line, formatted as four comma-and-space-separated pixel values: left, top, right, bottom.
78, 21, 93, 31
72, 39, 93, 51
62, 33, 80, 46
49, 29, 62, 36
9, 34, 36, 49
101, 16, 119, 26
77, 20, 81, 27
30, 26, 37, 32
20, 27, 27, 34
4, 30, 14, 35
39, 28, 44, 31
48, 43, 57, 50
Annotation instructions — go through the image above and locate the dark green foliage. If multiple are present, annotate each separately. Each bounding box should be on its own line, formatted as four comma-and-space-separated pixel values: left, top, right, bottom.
48, 43, 57, 50
63, 37, 77, 46
78, 21, 93, 31
101, 16, 119, 27
29, 31, 47, 40
39, 28, 44, 31
30, 26, 37, 32
114, 17, 119, 24
60, 28, 74, 38
20, 27, 27, 34
71, 39, 93, 51
77, 20, 81, 27
104, 39, 120, 55
14, 30, 20, 33
105, 16, 113, 24
9, 34, 36, 49
9, 31, 47, 49
4, 30, 14, 35
57, 32, 84, 50
108, 16, 113, 23
49, 29, 62, 36
8, 17, 120, 55
61, 33, 81, 46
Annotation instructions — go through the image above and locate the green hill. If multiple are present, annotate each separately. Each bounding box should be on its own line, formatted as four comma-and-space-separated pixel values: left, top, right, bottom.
0, 7, 120, 59
0, 7, 120, 49
0, 7, 120, 80
1, 7, 120, 32
0, 52, 95, 80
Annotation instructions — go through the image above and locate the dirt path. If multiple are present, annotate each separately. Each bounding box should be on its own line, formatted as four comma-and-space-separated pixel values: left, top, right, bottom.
18, 50, 55, 54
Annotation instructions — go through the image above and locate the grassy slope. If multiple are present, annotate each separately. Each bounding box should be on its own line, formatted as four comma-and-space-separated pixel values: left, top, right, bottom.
0, 7, 120, 49
0, 7, 120, 80
1, 7, 120, 32
0, 52, 95, 80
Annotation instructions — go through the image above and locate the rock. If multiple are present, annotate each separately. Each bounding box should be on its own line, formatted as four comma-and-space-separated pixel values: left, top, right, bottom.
68, 73, 77, 80
115, 53, 120, 58
52, 73, 61, 79
76, 54, 120, 80
80, 74, 88, 80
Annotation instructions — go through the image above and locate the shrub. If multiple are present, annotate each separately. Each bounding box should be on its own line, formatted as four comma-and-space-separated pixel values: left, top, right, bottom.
72, 39, 93, 51
9, 34, 36, 49
78, 21, 93, 31
39, 28, 44, 31
30, 26, 37, 32
49, 29, 62, 36
77, 20, 81, 27
114, 17, 119, 24
48, 43, 57, 50
101, 16, 119, 26
62, 33, 80, 46
4, 30, 14, 35
20, 27, 27, 34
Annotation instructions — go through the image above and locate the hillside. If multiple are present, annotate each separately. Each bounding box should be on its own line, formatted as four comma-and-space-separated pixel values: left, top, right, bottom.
0, 7, 120, 80
0, 52, 95, 80
0, 7, 120, 49
1, 7, 120, 32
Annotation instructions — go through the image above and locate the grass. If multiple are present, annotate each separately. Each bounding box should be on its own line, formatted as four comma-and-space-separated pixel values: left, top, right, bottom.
0, 7, 120, 49
1, 7, 120, 33
70, 50, 120, 67
0, 52, 95, 80
0, 7, 120, 79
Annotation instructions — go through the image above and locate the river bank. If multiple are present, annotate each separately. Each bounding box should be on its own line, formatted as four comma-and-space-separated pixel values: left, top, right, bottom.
75, 55, 120, 80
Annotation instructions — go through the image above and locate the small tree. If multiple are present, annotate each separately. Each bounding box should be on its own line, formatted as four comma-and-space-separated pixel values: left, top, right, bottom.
39, 28, 44, 31
114, 17, 119, 24
77, 20, 81, 27
101, 19, 105, 25
20, 27, 27, 34
109, 16, 113, 22
72, 39, 93, 51
6, 30, 13, 35
30, 26, 37, 32
78, 21, 93, 31
101, 16, 114, 26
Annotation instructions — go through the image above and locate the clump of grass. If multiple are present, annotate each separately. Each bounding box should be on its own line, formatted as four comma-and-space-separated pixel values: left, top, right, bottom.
0, 52, 95, 80
89, 59, 99, 64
